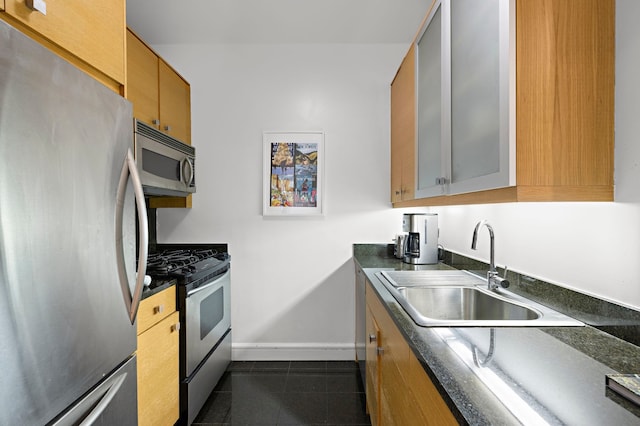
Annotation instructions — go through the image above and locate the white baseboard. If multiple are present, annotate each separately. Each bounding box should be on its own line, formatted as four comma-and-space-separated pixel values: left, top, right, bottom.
232, 343, 355, 361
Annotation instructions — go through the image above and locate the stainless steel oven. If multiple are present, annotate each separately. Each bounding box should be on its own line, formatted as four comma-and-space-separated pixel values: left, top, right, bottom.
182, 269, 231, 424
185, 269, 231, 377
145, 246, 231, 425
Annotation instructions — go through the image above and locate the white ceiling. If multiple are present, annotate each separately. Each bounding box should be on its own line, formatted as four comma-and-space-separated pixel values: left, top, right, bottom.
126, 0, 431, 44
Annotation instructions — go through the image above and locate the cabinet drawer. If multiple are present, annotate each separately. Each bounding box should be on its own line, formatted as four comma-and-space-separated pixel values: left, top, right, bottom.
137, 286, 176, 334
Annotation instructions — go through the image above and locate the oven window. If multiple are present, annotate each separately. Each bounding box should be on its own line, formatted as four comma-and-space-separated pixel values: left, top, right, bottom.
142, 148, 180, 180
200, 287, 224, 339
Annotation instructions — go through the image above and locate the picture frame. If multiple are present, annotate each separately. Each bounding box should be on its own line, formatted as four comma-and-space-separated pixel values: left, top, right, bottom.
263, 131, 324, 216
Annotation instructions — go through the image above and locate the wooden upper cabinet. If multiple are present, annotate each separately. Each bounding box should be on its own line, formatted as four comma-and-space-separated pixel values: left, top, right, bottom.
395, 0, 614, 207
127, 28, 193, 208
127, 30, 160, 127
126, 28, 192, 145
2, 0, 125, 92
390, 44, 416, 203
159, 59, 192, 145
514, 0, 614, 198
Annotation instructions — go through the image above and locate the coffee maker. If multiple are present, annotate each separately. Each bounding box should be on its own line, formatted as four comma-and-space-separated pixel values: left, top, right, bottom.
402, 213, 438, 264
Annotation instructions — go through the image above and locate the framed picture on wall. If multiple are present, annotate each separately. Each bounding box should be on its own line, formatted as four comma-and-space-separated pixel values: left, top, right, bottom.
263, 131, 324, 216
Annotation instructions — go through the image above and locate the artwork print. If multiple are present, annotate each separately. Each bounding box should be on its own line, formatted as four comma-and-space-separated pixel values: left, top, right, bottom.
269, 142, 318, 207
263, 132, 323, 216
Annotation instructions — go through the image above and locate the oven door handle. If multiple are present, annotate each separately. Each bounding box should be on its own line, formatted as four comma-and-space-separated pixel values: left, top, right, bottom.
186, 270, 230, 298
116, 148, 148, 324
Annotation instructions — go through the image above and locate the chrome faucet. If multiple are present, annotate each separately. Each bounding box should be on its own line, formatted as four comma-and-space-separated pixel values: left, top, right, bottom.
471, 220, 509, 291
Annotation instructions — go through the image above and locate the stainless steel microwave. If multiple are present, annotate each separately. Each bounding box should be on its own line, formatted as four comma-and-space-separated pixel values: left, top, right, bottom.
133, 119, 196, 197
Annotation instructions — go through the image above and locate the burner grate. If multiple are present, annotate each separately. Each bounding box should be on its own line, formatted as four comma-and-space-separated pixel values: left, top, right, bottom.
144, 249, 224, 277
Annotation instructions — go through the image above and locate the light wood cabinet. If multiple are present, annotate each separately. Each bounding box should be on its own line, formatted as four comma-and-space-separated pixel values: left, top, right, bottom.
1, 0, 125, 93
137, 286, 180, 426
365, 304, 380, 426
127, 29, 191, 145
159, 59, 191, 146
390, 44, 416, 203
127, 29, 160, 130
127, 28, 193, 209
365, 281, 457, 425
394, 0, 614, 207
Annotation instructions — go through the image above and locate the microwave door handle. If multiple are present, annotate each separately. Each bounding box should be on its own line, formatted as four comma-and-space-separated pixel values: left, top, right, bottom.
116, 148, 148, 324
181, 157, 194, 186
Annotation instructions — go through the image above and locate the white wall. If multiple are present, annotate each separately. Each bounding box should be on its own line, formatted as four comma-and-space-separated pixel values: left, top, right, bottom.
152, 43, 414, 359
152, 0, 640, 360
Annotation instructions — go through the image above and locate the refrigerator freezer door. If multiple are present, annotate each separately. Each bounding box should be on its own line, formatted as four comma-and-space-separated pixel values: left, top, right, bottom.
0, 21, 137, 425
51, 356, 138, 426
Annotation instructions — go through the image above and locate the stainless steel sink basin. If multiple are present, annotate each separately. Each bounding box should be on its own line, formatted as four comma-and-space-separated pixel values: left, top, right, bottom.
376, 270, 584, 327
396, 286, 540, 321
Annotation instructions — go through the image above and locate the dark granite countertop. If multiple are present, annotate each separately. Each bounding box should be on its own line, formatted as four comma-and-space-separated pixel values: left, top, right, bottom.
354, 244, 640, 425
141, 279, 176, 300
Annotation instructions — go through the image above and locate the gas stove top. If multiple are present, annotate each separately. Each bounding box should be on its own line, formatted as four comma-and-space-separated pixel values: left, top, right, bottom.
144, 247, 230, 287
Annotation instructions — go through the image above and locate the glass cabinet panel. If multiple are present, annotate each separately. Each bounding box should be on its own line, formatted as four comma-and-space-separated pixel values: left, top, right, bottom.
416, 2, 443, 198
413, 0, 513, 199
450, 0, 500, 183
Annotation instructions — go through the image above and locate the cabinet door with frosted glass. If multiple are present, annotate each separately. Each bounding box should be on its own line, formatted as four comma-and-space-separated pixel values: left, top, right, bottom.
448, 0, 514, 195
415, 0, 444, 199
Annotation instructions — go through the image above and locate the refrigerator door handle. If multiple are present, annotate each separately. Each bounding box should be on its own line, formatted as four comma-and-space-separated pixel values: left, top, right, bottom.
78, 372, 127, 426
116, 148, 148, 324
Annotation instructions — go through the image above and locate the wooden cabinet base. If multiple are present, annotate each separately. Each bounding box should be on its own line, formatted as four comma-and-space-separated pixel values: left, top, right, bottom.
137, 287, 180, 426
149, 194, 192, 209
366, 281, 457, 425
137, 311, 180, 426
393, 184, 613, 208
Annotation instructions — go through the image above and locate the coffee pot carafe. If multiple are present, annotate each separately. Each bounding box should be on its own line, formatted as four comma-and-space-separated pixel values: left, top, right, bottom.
402, 213, 438, 264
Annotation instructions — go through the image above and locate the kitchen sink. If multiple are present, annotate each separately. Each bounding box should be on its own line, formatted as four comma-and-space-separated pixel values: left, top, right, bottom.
376, 270, 584, 327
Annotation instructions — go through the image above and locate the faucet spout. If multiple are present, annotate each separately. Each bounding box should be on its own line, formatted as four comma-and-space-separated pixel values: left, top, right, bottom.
471, 220, 495, 273
471, 220, 509, 290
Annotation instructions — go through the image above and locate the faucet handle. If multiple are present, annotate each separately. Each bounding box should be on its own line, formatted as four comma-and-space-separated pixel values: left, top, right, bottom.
496, 266, 510, 288
489, 266, 510, 290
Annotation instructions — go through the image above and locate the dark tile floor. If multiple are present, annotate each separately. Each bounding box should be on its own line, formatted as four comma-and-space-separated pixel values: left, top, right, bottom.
193, 361, 371, 426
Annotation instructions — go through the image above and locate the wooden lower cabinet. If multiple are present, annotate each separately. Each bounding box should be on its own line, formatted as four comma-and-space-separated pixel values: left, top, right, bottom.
365, 305, 380, 426
366, 281, 457, 426
137, 287, 180, 426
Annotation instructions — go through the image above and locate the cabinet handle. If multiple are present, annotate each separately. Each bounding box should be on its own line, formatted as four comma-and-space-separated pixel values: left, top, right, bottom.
435, 177, 448, 185
164, 125, 172, 132
369, 334, 377, 343
25, 0, 47, 15
171, 323, 180, 333
377, 347, 384, 356
152, 119, 160, 126
154, 304, 164, 314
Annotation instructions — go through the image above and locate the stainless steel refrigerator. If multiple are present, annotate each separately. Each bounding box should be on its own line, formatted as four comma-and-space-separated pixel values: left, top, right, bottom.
0, 20, 148, 425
